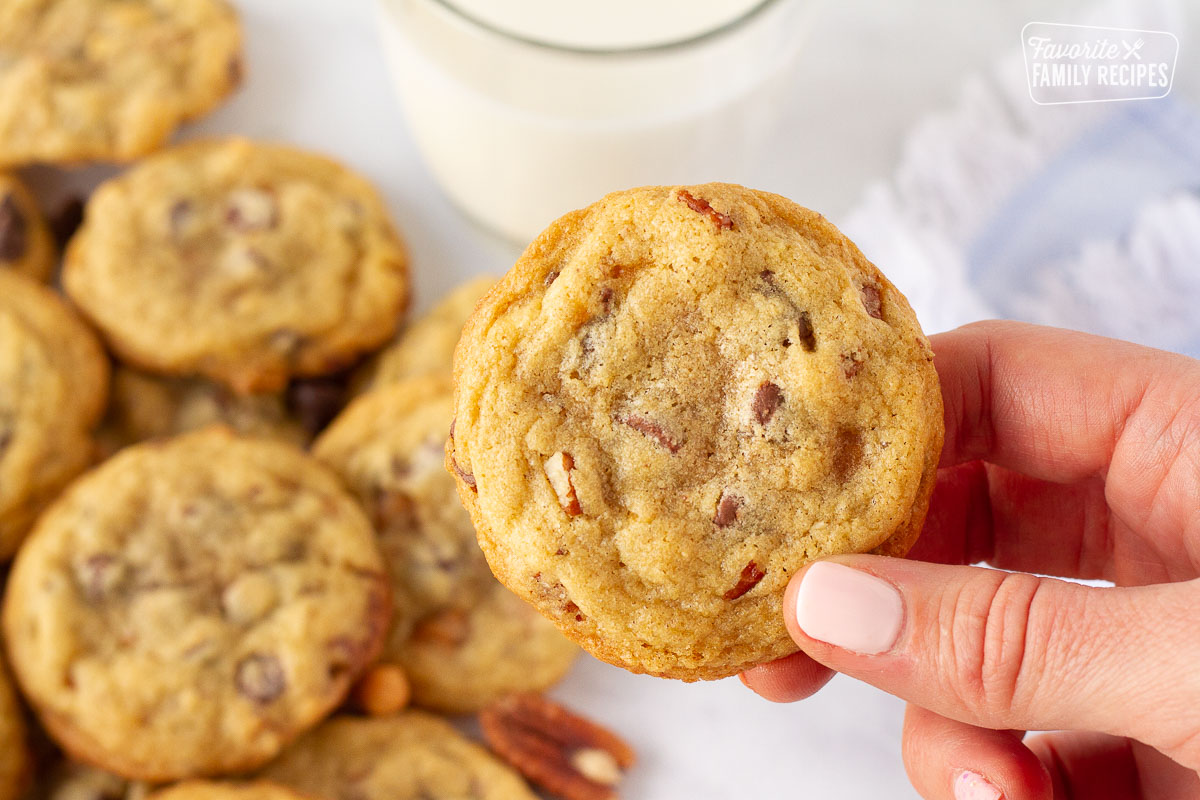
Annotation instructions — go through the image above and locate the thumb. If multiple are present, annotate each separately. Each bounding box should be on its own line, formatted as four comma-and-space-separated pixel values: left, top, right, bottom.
784, 557, 1200, 766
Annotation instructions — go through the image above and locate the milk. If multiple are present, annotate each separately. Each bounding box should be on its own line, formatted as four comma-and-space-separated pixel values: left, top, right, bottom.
378, 0, 815, 242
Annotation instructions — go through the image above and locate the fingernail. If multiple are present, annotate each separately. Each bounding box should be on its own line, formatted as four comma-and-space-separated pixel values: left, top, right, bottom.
954, 770, 1002, 800
793, 561, 902, 654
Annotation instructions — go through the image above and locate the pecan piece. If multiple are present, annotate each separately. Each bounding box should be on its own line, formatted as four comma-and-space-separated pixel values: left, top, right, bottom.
723, 561, 765, 600
544, 451, 582, 516
752, 381, 783, 425
677, 189, 733, 231
615, 414, 681, 453
480, 693, 635, 800
841, 351, 866, 379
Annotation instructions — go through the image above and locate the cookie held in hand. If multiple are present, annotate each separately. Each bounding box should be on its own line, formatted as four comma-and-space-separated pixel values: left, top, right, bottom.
446, 183, 943, 681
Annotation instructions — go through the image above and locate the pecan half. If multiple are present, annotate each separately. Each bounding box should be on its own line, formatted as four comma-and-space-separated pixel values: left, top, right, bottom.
677, 189, 733, 231
723, 561, 765, 600
480, 693, 636, 800
545, 451, 582, 516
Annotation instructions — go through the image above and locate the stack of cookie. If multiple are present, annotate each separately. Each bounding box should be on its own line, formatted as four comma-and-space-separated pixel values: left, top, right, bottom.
0, 4, 624, 800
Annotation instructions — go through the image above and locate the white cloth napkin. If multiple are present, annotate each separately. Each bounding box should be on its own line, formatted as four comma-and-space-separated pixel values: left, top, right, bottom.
840, 0, 1200, 358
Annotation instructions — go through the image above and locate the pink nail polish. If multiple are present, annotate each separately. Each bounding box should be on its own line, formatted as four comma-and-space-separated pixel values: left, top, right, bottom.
954, 770, 1002, 800
793, 561, 902, 654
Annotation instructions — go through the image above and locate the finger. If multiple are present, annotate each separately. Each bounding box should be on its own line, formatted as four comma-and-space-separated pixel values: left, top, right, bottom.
933, 322, 1200, 546
1025, 732, 1143, 799
908, 461, 1117, 581
902, 704, 1050, 800
783, 556, 1200, 764
738, 651, 834, 703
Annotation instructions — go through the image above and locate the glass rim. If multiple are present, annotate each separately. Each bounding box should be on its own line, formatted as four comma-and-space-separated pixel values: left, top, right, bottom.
420, 0, 783, 56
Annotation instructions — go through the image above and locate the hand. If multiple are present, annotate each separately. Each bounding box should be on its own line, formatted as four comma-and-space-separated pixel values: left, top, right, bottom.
740, 321, 1200, 800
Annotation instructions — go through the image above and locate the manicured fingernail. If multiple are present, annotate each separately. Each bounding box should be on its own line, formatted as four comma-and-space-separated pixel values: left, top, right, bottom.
793, 561, 902, 654
954, 770, 1002, 800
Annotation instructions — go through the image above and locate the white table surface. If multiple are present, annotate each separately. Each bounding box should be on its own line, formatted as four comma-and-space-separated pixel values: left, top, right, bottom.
24, 1, 1197, 797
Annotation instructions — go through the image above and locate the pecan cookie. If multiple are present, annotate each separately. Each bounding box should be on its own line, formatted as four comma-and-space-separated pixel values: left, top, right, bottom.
447, 183, 943, 681
0, 271, 109, 560
97, 367, 310, 457
257, 713, 536, 800
0, 174, 54, 281
0, 0, 242, 167
313, 377, 576, 713
353, 276, 495, 393
2, 427, 392, 780
63, 139, 410, 393
146, 783, 308, 800
0, 659, 30, 800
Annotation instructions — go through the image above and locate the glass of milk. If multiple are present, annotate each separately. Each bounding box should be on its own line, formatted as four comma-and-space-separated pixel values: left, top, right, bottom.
377, 0, 818, 243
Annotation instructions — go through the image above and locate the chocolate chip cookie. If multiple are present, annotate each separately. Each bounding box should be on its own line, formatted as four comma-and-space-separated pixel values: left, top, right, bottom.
0, 271, 109, 560
447, 183, 943, 681
0, 659, 30, 800
353, 276, 495, 393
0, 174, 54, 281
97, 367, 309, 457
3, 427, 392, 780
313, 377, 576, 713
0, 0, 242, 167
257, 713, 536, 800
63, 138, 410, 393
146, 783, 308, 800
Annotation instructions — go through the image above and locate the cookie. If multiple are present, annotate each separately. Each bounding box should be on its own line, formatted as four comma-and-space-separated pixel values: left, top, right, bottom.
0, 173, 54, 281
2, 427, 392, 780
97, 367, 310, 457
257, 713, 536, 800
0, 0, 242, 167
313, 377, 576, 713
146, 783, 308, 800
0, 659, 30, 800
0, 271, 109, 560
63, 138, 410, 393
447, 183, 943, 681
353, 276, 495, 393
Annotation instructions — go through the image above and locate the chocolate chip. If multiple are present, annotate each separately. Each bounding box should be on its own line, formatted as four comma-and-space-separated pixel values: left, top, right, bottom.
723, 561, 765, 600
235, 652, 286, 704
677, 189, 734, 231
615, 413, 682, 453
50, 196, 84, 248
0, 194, 28, 261
286, 377, 345, 437
861, 284, 883, 319
752, 382, 783, 425
831, 428, 864, 482
796, 311, 816, 351
544, 270, 559, 287
713, 492, 742, 527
